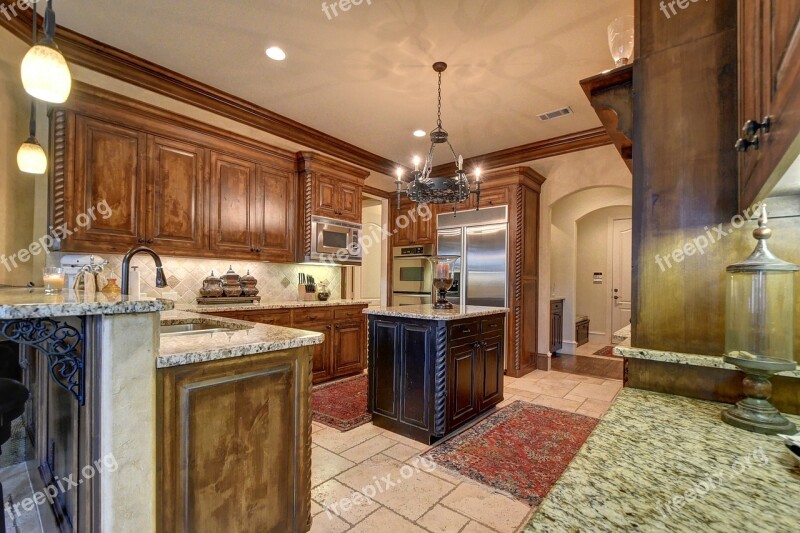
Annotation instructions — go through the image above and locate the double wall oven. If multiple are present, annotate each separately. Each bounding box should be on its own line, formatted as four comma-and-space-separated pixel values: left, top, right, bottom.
392, 245, 434, 306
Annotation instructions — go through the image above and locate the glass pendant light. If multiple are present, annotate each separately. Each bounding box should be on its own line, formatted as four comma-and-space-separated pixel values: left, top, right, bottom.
17, 104, 48, 174
18, 2, 47, 174
21, 0, 72, 104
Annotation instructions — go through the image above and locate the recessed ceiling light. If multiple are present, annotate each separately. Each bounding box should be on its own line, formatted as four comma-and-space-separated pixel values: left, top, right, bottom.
266, 47, 286, 61
413, 130, 426, 138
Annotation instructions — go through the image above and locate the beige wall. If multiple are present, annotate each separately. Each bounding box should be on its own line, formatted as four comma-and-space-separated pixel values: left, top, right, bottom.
0, 26, 41, 287
359, 203, 383, 304
526, 145, 633, 355
576, 206, 632, 343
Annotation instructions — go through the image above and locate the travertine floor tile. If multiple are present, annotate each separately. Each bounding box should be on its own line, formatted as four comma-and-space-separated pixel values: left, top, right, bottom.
504, 387, 540, 400
508, 378, 578, 398
311, 446, 356, 488
347, 507, 427, 533
337, 454, 454, 521
311, 500, 323, 516
461, 520, 498, 533
309, 510, 351, 533
568, 382, 619, 401
417, 504, 471, 532
441, 483, 530, 533
340, 435, 397, 463
313, 423, 385, 454
382, 442, 421, 462
381, 431, 431, 451
311, 479, 380, 525
527, 394, 583, 412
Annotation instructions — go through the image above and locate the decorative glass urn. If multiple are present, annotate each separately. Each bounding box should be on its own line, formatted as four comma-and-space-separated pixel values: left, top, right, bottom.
427, 256, 459, 310
721, 205, 798, 435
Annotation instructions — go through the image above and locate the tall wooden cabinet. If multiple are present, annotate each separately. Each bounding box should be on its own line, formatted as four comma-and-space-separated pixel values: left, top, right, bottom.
737, 0, 800, 207
50, 84, 297, 262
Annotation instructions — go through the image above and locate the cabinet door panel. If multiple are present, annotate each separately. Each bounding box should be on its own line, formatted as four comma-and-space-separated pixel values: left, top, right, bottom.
147, 137, 207, 251
255, 166, 295, 262
300, 322, 332, 384
391, 199, 415, 246
209, 153, 256, 254
447, 342, 479, 430
370, 320, 399, 418
72, 116, 145, 245
332, 320, 364, 376
338, 182, 361, 222
313, 174, 338, 218
480, 335, 504, 410
398, 323, 432, 430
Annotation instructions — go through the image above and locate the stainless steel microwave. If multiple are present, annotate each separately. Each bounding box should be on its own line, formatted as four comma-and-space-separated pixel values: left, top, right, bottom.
310, 216, 362, 265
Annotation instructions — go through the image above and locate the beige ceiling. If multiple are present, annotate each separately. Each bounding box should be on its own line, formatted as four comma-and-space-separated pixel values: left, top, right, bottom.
55, 0, 632, 165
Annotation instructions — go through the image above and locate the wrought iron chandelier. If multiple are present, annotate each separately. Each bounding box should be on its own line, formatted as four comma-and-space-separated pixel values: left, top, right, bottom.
395, 62, 481, 209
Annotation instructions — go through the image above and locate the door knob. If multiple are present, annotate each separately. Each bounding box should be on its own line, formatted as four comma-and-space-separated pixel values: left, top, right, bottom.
614, 296, 619, 300
735, 136, 760, 152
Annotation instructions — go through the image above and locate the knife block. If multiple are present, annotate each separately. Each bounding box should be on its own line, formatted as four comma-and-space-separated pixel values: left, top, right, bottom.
298, 284, 316, 301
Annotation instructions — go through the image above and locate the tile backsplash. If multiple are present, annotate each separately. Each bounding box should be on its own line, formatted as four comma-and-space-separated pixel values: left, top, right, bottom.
97, 255, 342, 304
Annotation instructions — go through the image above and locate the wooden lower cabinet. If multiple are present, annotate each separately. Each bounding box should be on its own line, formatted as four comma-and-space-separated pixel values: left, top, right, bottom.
157, 346, 313, 533
550, 299, 564, 354
206, 305, 367, 384
368, 314, 505, 444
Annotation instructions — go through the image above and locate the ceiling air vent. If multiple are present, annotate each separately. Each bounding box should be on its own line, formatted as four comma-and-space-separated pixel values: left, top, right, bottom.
537, 107, 573, 121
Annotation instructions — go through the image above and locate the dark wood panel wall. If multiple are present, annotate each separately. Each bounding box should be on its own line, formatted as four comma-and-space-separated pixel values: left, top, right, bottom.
631, 0, 800, 401
634, 1, 741, 353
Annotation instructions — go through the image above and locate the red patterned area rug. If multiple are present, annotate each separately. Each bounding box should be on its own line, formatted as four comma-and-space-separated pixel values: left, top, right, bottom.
592, 345, 617, 357
312, 374, 371, 431
422, 401, 598, 507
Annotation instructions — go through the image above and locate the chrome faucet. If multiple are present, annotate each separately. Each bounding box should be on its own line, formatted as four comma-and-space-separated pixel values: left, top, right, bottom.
121, 246, 167, 295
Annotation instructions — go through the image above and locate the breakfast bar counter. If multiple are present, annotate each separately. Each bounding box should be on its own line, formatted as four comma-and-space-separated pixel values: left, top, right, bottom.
524, 388, 800, 532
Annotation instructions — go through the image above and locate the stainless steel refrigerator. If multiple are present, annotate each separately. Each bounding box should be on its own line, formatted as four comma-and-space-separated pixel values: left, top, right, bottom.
436, 206, 508, 308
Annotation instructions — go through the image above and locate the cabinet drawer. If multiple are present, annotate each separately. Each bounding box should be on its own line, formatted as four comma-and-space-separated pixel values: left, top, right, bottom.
292, 307, 333, 325
449, 320, 480, 341
480, 316, 504, 334
333, 306, 366, 320
242, 310, 292, 327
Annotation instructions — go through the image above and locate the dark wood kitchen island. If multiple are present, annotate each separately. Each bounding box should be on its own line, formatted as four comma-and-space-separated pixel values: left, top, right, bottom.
364, 305, 509, 444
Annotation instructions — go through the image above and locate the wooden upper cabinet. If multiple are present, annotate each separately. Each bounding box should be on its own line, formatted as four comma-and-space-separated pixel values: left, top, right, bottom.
337, 181, 361, 222
738, 0, 800, 207
72, 115, 146, 246
209, 152, 257, 255
147, 137, 207, 252
313, 174, 339, 218
391, 198, 436, 246
255, 165, 295, 262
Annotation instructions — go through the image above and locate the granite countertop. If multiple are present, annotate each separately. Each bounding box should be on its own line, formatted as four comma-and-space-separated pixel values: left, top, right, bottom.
612, 324, 630, 344
0, 288, 172, 319
175, 299, 371, 313
157, 310, 324, 368
525, 388, 800, 532
614, 344, 800, 379
363, 304, 509, 321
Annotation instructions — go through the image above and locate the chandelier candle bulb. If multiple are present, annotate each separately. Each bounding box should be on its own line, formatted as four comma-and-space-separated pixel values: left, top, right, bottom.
414, 156, 420, 171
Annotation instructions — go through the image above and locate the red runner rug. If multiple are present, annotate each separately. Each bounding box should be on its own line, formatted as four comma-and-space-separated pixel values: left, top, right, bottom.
422, 401, 598, 507
312, 374, 371, 431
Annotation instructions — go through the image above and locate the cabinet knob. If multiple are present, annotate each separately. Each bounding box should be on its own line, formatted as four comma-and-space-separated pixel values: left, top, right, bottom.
146, 239, 154, 244
138, 238, 145, 244
335, 324, 342, 329
742, 116, 772, 137
326, 325, 331, 330
735, 136, 760, 152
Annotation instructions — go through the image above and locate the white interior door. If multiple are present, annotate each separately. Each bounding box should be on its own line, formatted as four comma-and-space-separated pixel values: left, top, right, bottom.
611, 218, 632, 334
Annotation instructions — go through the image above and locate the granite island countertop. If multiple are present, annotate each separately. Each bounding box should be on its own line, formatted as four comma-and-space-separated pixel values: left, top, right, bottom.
175, 299, 371, 314
524, 388, 800, 532
157, 310, 324, 368
363, 304, 509, 321
0, 288, 172, 319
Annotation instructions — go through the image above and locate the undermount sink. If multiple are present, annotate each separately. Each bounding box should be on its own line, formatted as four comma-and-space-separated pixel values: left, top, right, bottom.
160, 321, 246, 337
